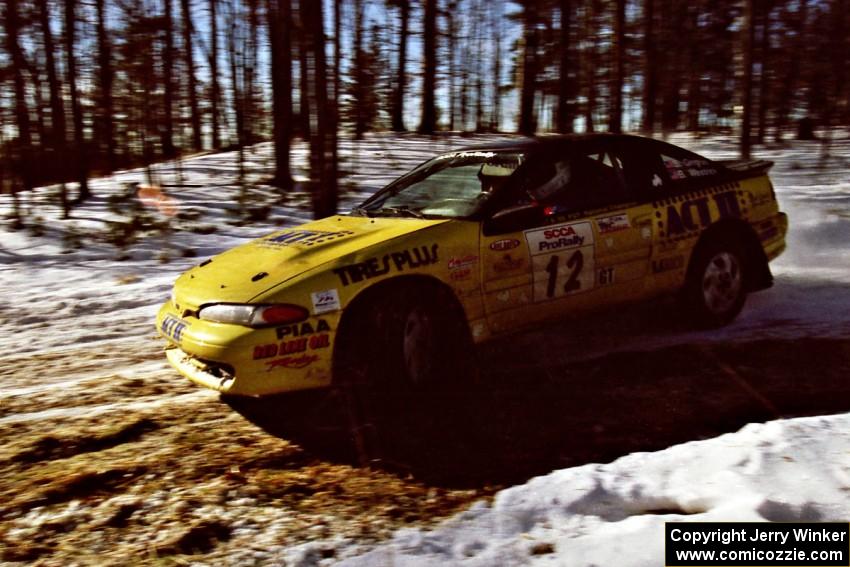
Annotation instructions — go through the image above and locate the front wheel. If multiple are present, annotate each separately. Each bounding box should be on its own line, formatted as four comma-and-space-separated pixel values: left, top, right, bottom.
684, 239, 747, 328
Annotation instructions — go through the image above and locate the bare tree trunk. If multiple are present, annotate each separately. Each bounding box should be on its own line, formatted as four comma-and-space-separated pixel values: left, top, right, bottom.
774, 0, 805, 142
210, 0, 222, 149
741, 0, 755, 159
609, 0, 625, 133
447, 2, 457, 131
5, 0, 32, 220
492, 0, 502, 131
518, 3, 538, 136
298, 20, 311, 140
38, 0, 66, 154
269, 0, 293, 190
161, 0, 176, 157
302, 0, 337, 217
418, 0, 438, 134
353, 0, 367, 139
642, 0, 656, 133
756, 0, 770, 144
37, 0, 68, 216
474, 0, 484, 131
182, 0, 202, 151
391, 0, 409, 132
245, 0, 258, 145
95, 0, 116, 172
583, 1, 596, 133
556, 0, 573, 133
66, 0, 90, 202
686, 1, 702, 132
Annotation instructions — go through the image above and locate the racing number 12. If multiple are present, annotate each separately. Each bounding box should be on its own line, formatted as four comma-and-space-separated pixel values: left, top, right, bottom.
544, 250, 584, 298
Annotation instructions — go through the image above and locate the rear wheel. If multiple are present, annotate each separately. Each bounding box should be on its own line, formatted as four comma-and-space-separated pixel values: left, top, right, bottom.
684, 238, 747, 328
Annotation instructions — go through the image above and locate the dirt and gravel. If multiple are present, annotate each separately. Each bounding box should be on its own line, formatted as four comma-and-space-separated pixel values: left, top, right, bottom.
2, 329, 849, 566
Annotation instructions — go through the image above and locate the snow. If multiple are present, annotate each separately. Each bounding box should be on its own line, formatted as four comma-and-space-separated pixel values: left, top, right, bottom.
2, 132, 850, 565
315, 413, 850, 566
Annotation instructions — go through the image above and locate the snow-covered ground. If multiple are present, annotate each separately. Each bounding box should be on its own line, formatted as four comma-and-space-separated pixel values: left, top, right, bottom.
2, 132, 849, 565
298, 413, 850, 566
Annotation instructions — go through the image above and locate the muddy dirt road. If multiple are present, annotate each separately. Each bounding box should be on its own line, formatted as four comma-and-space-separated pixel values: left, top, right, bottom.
1, 329, 849, 566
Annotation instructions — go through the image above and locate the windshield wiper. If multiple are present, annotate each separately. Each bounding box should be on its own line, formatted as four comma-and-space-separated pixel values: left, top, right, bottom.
374, 206, 426, 219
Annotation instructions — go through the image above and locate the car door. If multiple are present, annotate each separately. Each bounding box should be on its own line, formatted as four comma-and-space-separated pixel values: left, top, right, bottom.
480, 140, 654, 335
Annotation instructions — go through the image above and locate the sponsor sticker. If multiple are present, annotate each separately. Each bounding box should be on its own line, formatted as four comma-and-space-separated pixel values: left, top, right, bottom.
525, 222, 594, 256
489, 238, 521, 252
161, 315, 188, 343
265, 354, 320, 371
332, 244, 440, 286
448, 255, 478, 270
596, 213, 630, 234
526, 222, 596, 302
262, 229, 355, 247
311, 289, 340, 314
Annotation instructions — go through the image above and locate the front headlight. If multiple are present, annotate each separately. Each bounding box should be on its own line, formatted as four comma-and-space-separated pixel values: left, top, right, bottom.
198, 303, 309, 327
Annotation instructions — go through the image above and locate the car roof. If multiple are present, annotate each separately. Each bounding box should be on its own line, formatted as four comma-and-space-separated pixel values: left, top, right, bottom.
454, 133, 650, 153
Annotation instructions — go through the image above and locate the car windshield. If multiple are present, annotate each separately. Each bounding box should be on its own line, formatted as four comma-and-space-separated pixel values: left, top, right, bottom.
355, 150, 527, 219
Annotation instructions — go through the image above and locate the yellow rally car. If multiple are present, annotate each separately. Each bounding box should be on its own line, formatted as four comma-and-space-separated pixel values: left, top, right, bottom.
157, 134, 787, 396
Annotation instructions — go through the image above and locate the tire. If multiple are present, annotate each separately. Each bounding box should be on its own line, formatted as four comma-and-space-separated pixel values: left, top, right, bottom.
684, 237, 747, 328
375, 285, 472, 388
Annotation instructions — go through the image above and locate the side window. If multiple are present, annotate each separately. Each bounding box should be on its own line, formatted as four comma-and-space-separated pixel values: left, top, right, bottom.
538, 150, 630, 213
656, 144, 720, 192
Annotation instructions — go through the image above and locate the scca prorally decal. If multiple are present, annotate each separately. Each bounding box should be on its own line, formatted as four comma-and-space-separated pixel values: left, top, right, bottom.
264, 229, 355, 247
663, 191, 741, 237
276, 319, 331, 339
526, 222, 595, 302
332, 244, 439, 286
490, 239, 520, 252
525, 222, 594, 255
254, 333, 331, 360
265, 354, 320, 371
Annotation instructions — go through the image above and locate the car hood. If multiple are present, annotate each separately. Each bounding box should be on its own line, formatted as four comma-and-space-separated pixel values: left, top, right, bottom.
173, 215, 449, 309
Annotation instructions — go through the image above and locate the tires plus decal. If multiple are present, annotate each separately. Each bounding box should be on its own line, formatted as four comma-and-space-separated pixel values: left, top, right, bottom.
276, 319, 331, 339
161, 315, 188, 343
263, 229, 355, 247
332, 244, 439, 286
525, 222, 595, 302
254, 334, 331, 360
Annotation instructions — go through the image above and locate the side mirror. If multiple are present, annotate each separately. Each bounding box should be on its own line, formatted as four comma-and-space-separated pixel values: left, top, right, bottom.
483, 203, 543, 236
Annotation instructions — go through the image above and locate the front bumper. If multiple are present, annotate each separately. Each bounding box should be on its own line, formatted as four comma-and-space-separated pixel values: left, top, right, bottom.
156, 301, 336, 396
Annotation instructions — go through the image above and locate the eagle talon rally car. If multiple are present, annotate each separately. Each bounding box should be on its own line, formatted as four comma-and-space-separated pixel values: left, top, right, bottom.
157, 134, 787, 396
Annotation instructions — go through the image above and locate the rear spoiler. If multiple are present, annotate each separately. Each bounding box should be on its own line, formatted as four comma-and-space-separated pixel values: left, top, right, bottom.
716, 159, 774, 178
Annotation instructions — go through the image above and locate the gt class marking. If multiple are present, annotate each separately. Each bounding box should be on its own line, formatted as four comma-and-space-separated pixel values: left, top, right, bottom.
598, 267, 615, 285
332, 244, 440, 286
